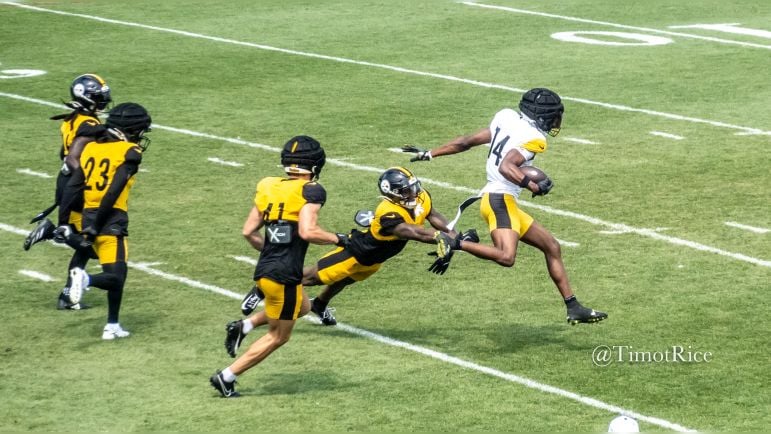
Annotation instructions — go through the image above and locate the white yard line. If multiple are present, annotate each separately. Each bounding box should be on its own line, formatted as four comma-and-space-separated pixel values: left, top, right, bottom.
1, 222, 699, 430
18, 269, 56, 282
114, 254, 699, 432
724, 221, 770, 234
1, 2, 769, 136
16, 168, 53, 178
2, 92, 769, 268
207, 157, 244, 167
463, 2, 771, 51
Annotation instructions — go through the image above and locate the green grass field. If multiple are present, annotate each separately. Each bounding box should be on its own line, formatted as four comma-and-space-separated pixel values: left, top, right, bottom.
1, 0, 769, 431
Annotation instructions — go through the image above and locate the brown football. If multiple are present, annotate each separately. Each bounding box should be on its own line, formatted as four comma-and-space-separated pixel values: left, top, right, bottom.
520, 165, 548, 182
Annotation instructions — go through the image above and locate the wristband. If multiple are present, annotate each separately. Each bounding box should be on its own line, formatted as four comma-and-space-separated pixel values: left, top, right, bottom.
518, 175, 531, 188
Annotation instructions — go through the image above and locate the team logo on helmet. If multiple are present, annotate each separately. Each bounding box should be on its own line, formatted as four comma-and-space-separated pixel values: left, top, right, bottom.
378, 167, 422, 209
519, 87, 564, 137
70, 73, 112, 112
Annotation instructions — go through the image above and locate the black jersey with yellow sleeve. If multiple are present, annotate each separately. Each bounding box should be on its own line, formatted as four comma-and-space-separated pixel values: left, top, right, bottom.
347, 189, 432, 266
80, 139, 143, 236
58, 111, 101, 159
252, 177, 327, 285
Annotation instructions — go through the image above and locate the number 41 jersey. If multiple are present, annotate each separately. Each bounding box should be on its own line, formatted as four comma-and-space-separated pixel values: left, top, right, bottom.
252, 177, 327, 285
482, 108, 549, 198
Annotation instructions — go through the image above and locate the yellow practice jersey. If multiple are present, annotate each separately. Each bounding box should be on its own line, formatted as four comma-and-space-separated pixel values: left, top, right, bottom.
59, 112, 100, 158
81, 139, 142, 212
346, 189, 433, 265
252, 177, 327, 284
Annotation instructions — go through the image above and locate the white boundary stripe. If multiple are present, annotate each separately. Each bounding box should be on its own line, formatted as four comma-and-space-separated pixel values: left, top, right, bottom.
464, 1, 771, 50
16, 168, 53, 178
0, 231, 689, 433
650, 131, 685, 140
207, 157, 244, 167
18, 269, 56, 282
4, 92, 769, 268
724, 221, 770, 234
1, 3, 769, 136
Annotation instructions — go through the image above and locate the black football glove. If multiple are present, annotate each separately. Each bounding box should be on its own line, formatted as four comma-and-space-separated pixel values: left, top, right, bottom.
428, 252, 453, 275
401, 145, 432, 162
335, 232, 350, 248
532, 177, 553, 197
52, 225, 75, 244
458, 229, 479, 244
433, 231, 458, 259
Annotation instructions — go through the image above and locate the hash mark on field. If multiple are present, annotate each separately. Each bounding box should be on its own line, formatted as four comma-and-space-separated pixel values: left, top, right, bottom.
207, 157, 243, 167
1, 93, 769, 269
650, 131, 684, 140
724, 221, 769, 234
2, 3, 769, 136
563, 137, 598, 145
19, 269, 56, 282
555, 238, 579, 247
16, 168, 52, 178
228, 255, 258, 266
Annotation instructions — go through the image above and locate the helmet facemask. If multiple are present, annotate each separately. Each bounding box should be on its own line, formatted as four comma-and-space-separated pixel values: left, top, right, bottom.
379, 167, 422, 209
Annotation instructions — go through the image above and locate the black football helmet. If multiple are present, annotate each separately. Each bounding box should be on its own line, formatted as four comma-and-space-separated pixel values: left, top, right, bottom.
281, 135, 326, 180
379, 167, 422, 209
70, 74, 112, 113
106, 102, 152, 149
519, 88, 564, 137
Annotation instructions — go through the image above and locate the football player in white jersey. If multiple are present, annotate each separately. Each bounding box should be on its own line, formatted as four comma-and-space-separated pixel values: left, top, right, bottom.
404, 88, 607, 325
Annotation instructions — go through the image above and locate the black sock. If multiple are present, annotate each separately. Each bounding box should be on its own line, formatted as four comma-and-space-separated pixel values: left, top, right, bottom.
314, 297, 329, 310
564, 295, 579, 308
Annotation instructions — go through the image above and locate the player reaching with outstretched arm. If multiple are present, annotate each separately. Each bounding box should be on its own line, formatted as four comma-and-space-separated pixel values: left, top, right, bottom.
240, 166, 479, 326
403, 88, 607, 325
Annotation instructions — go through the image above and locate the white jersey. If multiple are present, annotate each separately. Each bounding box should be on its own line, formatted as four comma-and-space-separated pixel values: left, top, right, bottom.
480, 108, 548, 198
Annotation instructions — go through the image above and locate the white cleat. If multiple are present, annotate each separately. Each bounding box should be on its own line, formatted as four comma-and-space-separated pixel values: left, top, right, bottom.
67, 267, 90, 304
102, 323, 130, 340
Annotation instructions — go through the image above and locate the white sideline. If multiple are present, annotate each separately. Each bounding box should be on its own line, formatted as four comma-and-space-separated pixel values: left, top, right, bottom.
1, 2, 770, 136
2, 91, 769, 269
0, 222, 695, 431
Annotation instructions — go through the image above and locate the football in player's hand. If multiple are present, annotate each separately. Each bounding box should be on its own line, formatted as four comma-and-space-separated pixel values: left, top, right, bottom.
520, 165, 548, 183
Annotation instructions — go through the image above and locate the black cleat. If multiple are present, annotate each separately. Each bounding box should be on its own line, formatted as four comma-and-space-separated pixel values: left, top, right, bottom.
240, 285, 264, 316
567, 305, 608, 325
310, 298, 337, 326
224, 320, 246, 358
210, 371, 240, 398
24, 218, 55, 251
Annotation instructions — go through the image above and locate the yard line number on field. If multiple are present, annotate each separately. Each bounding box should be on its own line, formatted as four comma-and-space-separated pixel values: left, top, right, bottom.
2, 1, 770, 137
